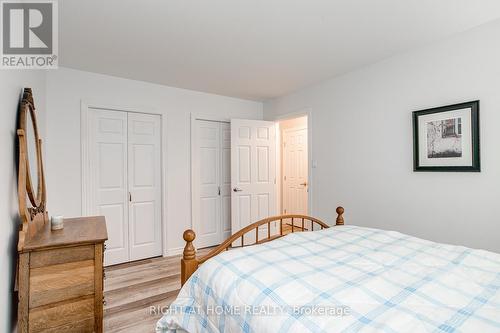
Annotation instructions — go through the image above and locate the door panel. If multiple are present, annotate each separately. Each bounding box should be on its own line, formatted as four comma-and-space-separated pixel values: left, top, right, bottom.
132, 202, 155, 244
231, 119, 277, 245
132, 144, 154, 186
220, 123, 232, 239
237, 146, 251, 183
283, 127, 308, 217
192, 120, 221, 247
100, 204, 126, 248
128, 113, 162, 261
257, 146, 270, 182
192, 120, 233, 247
89, 109, 129, 265
238, 195, 252, 226
200, 197, 218, 235
257, 193, 270, 219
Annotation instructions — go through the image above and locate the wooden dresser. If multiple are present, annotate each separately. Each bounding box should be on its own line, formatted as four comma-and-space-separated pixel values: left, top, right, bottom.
18, 216, 108, 333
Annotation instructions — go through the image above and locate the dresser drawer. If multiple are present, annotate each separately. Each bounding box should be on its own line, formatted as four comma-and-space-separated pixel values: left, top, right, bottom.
30, 245, 95, 268
29, 259, 95, 308
29, 296, 94, 333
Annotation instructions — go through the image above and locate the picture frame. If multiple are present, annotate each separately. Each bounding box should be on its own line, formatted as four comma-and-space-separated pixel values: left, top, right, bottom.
412, 101, 480, 172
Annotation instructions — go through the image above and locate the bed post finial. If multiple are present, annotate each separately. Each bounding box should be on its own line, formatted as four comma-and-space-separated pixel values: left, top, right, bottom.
181, 230, 198, 286
335, 207, 344, 226
183, 230, 196, 260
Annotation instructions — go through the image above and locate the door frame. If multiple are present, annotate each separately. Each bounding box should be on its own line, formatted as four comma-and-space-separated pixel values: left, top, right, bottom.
80, 101, 169, 257
190, 113, 230, 247
271, 108, 313, 216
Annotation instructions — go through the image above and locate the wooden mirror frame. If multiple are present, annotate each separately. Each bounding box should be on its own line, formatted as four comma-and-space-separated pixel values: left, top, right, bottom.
17, 88, 48, 252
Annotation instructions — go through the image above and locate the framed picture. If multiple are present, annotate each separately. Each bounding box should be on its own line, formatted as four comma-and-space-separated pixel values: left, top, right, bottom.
413, 101, 480, 172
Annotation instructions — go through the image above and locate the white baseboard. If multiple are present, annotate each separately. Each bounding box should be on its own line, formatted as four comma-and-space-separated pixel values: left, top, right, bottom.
164, 247, 184, 257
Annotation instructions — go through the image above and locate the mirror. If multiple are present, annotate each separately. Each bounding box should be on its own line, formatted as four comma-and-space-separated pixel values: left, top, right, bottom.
17, 88, 48, 251
17, 88, 47, 219
25, 107, 41, 207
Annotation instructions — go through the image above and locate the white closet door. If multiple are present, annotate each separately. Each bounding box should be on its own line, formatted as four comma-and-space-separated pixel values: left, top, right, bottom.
89, 109, 129, 265
192, 120, 222, 248
231, 119, 277, 243
128, 113, 162, 261
220, 122, 232, 240
283, 127, 308, 215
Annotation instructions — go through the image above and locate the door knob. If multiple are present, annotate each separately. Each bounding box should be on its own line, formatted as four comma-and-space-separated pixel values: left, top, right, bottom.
300, 182, 307, 186
233, 187, 243, 192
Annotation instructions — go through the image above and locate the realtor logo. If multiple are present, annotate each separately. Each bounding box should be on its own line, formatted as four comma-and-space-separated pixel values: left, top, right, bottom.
1, 0, 58, 69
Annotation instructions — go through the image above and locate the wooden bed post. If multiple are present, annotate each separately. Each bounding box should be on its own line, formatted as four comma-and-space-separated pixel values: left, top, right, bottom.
335, 206, 344, 225
181, 230, 199, 286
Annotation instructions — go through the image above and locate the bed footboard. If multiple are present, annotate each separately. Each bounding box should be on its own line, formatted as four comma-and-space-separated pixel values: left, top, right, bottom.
180, 206, 345, 286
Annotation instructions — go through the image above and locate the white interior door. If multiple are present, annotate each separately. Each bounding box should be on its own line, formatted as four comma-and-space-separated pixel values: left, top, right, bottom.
192, 120, 232, 248
192, 120, 222, 248
89, 109, 162, 266
282, 127, 308, 215
89, 109, 129, 265
128, 113, 162, 261
231, 119, 277, 243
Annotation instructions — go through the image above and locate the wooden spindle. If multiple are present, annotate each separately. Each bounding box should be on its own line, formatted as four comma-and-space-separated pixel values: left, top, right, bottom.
291, 218, 294, 233
255, 227, 258, 243
280, 219, 283, 235
335, 206, 345, 226
240, 235, 244, 247
267, 222, 270, 239
302, 218, 305, 231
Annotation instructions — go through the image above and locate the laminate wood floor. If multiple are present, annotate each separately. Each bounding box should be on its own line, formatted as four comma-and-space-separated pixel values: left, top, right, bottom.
103, 247, 212, 333
103, 227, 297, 332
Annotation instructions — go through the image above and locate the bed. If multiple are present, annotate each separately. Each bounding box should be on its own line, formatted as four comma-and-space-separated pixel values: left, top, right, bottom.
157, 207, 500, 332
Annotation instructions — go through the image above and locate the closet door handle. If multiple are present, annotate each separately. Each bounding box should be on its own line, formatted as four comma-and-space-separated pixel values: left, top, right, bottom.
233, 187, 242, 192
129, 192, 132, 202
218, 186, 221, 196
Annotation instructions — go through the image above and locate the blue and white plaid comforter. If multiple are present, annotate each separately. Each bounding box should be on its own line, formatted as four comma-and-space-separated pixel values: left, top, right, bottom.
157, 226, 500, 332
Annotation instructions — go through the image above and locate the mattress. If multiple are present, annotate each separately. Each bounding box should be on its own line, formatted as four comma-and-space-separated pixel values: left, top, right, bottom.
157, 225, 500, 332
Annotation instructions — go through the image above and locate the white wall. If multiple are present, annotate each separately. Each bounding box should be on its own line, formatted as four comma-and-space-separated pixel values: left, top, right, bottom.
45, 68, 263, 253
0, 71, 46, 332
264, 19, 500, 253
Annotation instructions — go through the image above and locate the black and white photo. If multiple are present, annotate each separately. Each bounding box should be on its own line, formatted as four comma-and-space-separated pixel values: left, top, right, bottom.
413, 101, 480, 172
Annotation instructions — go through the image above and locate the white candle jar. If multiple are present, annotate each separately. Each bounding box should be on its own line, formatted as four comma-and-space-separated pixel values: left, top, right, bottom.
51, 215, 64, 230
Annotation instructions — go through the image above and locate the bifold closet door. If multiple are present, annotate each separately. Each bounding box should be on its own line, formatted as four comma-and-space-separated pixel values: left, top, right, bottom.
192, 120, 232, 248
89, 109, 162, 265
89, 109, 130, 265
127, 112, 162, 261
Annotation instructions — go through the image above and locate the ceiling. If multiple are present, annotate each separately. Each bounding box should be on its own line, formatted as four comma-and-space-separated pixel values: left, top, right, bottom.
59, 0, 500, 101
